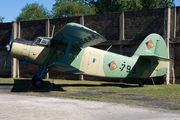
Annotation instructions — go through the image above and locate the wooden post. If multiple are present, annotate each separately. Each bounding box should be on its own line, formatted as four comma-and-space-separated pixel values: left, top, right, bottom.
45, 19, 50, 79
119, 12, 124, 82
163, 7, 171, 84
11, 22, 19, 78
80, 16, 84, 26
79, 16, 84, 80
170, 7, 176, 84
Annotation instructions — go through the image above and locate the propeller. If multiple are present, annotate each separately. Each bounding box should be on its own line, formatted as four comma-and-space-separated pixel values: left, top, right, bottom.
4, 27, 14, 68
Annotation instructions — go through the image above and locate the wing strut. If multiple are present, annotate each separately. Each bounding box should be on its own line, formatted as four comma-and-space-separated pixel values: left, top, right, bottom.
61, 39, 72, 63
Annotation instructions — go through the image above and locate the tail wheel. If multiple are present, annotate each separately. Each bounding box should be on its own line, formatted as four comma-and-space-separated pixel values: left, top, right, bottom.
32, 78, 43, 88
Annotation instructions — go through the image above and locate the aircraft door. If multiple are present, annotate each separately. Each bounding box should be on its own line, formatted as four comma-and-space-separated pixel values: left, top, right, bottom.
87, 54, 100, 75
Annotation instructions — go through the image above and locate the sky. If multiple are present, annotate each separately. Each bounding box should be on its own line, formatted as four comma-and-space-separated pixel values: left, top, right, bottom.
0, 0, 55, 23
0, 0, 180, 23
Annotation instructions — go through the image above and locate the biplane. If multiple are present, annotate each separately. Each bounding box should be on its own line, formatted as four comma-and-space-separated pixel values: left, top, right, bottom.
5, 23, 170, 88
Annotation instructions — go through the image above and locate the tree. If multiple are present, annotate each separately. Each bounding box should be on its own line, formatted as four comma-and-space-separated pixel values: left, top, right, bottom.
52, 0, 96, 18
15, 2, 51, 21
90, 0, 143, 13
0, 16, 5, 23
90, 0, 175, 14
140, 0, 175, 10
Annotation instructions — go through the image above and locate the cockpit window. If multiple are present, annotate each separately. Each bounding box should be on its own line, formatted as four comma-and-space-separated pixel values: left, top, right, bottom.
33, 37, 51, 47
41, 40, 48, 45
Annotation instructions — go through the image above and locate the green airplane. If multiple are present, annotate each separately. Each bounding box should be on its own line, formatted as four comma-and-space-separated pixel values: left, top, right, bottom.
5, 23, 170, 88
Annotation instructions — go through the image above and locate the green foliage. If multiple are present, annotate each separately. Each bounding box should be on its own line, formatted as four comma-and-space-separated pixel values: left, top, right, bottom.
52, 0, 96, 18
90, 0, 175, 14
0, 16, 5, 23
140, 0, 175, 10
15, 2, 51, 22
90, 0, 142, 13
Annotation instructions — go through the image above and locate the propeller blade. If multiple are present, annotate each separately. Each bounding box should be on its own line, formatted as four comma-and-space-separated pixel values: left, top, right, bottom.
4, 27, 14, 68
4, 51, 10, 68
9, 27, 14, 45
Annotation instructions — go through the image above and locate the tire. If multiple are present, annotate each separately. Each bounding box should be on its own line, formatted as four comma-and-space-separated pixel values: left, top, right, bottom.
32, 76, 37, 81
32, 78, 43, 88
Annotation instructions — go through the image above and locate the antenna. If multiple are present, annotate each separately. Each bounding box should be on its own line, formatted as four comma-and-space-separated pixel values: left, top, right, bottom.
106, 45, 112, 51
51, 25, 55, 37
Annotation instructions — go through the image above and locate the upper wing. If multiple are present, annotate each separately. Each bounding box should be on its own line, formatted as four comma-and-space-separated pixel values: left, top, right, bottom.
51, 23, 107, 48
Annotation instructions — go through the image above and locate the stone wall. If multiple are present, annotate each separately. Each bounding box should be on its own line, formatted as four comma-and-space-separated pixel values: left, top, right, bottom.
0, 23, 12, 45
0, 50, 11, 78
20, 20, 46, 40
84, 13, 120, 40
124, 9, 164, 41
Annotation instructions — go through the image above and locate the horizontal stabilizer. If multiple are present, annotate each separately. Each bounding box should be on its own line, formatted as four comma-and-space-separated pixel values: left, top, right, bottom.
139, 55, 172, 62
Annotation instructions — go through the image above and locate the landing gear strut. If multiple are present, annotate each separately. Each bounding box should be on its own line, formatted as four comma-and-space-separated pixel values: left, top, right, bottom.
29, 66, 49, 89
138, 80, 144, 87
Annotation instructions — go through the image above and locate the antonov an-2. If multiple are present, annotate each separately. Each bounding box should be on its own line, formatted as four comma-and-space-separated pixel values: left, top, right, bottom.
5, 23, 170, 88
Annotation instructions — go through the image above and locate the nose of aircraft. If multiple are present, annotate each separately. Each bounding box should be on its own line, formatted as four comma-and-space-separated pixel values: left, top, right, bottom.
10, 38, 33, 60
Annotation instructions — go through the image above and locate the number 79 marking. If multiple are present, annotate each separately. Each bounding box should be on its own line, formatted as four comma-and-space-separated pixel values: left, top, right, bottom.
119, 64, 136, 74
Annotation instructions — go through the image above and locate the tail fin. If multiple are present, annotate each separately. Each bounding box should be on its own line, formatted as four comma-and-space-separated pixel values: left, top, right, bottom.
134, 33, 168, 59
133, 33, 170, 78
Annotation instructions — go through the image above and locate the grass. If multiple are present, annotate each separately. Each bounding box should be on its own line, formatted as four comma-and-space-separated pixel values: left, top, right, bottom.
0, 78, 180, 110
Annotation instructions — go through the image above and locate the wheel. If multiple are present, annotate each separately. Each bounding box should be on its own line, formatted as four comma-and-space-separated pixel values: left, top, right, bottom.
29, 76, 37, 85
32, 78, 43, 88
32, 76, 37, 81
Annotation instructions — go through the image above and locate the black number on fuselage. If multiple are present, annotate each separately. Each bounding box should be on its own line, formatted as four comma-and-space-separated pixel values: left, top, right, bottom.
132, 67, 136, 74
126, 65, 131, 73
120, 64, 126, 71
119, 63, 136, 74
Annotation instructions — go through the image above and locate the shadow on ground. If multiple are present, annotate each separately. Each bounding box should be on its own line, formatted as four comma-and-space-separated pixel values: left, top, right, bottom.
4, 79, 139, 92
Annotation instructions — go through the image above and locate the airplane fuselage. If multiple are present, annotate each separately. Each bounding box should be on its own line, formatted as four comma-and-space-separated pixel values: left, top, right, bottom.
10, 38, 168, 79
77, 47, 168, 78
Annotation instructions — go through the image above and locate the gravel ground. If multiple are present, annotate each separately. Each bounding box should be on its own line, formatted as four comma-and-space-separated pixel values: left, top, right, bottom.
0, 93, 180, 120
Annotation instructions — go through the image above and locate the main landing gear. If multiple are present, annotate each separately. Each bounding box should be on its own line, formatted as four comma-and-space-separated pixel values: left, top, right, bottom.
29, 66, 49, 89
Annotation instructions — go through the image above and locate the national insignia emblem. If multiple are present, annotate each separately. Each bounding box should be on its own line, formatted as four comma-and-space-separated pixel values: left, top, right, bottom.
108, 61, 117, 71
146, 40, 154, 49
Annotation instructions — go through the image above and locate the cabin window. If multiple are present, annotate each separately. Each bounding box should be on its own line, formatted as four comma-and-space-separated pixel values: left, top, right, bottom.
40, 40, 48, 45
33, 37, 51, 47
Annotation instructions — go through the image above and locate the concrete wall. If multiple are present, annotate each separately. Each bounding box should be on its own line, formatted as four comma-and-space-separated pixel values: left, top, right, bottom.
0, 7, 180, 84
